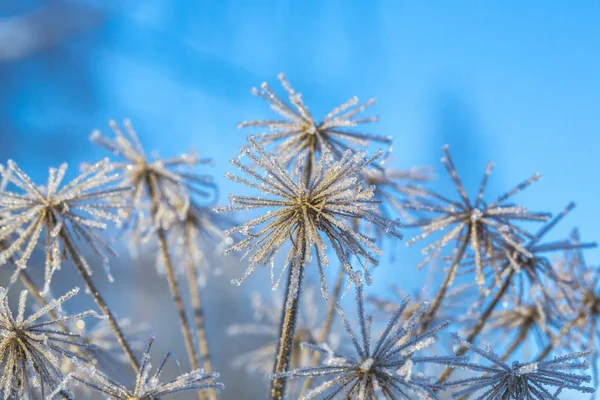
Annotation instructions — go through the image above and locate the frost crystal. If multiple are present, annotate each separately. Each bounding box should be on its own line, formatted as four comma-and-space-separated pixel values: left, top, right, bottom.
271, 273, 463, 399
0, 287, 96, 399
0, 159, 126, 292
239, 73, 391, 168
216, 138, 402, 296
74, 336, 224, 399
444, 333, 594, 399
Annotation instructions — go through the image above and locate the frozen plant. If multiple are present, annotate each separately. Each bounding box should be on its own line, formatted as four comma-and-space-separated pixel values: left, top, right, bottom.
444, 333, 594, 399
0, 287, 97, 399
272, 273, 464, 399
239, 73, 391, 168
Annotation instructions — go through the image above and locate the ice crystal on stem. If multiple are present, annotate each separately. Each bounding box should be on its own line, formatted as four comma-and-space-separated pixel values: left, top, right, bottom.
239, 73, 392, 168
272, 273, 462, 399
444, 333, 594, 399
405, 145, 550, 288
216, 138, 402, 296
0, 159, 126, 293
0, 287, 97, 399
74, 336, 224, 399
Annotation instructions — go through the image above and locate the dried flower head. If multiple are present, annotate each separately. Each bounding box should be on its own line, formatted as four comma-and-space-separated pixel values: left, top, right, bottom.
227, 286, 338, 376
445, 334, 594, 399
74, 336, 223, 399
0, 287, 96, 399
405, 145, 550, 287
476, 203, 596, 303
272, 273, 462, 399
239, 73, 391, 168
216, 138, 402, 297
90, 119, 217, 242
0, 159, 126, 293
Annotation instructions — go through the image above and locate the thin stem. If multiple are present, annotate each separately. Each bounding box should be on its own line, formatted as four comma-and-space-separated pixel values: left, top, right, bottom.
157, 225, 201, 370
419, 225, 471, 334
145, 176, 200, 374
61, 232, 140, 373
269, 260, 305, 400
184, 228, 216, 400
299, 263, 346, 397
438, 268, 515, 383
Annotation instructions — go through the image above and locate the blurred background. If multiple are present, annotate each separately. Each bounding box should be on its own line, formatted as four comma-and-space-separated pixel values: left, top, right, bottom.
1, 1, 599, 399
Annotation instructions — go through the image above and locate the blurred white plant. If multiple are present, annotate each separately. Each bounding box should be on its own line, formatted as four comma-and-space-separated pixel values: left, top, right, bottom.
0, 159, 126, 292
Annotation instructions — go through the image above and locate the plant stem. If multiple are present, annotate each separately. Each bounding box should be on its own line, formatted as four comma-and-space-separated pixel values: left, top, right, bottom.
299, 263, 346, 397
157, 224, 200, 369
419, 226, 471, 334
145, 176, 200, 375
438, 268, 515, 383
185, 228, 216, 400
269, 260, 305, 400
61, 232, 140, 373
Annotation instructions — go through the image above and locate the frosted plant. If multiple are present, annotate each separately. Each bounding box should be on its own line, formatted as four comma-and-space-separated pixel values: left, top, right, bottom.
405, 145, 550, 286
445, 333, 594, 399
0, 287, 97, 399
217, 138, 402, 293
228, 286, 338, 376
0, 159, 125, 292
74, 336, 223, 399
0, 159, 141, 372
90, 119, 217, 242
475, 203, 596, 304
239, 73, 391, 168
272, 274, 462, 399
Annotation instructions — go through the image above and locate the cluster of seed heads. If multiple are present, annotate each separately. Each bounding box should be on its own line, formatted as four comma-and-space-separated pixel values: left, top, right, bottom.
0, 73, 597, 400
